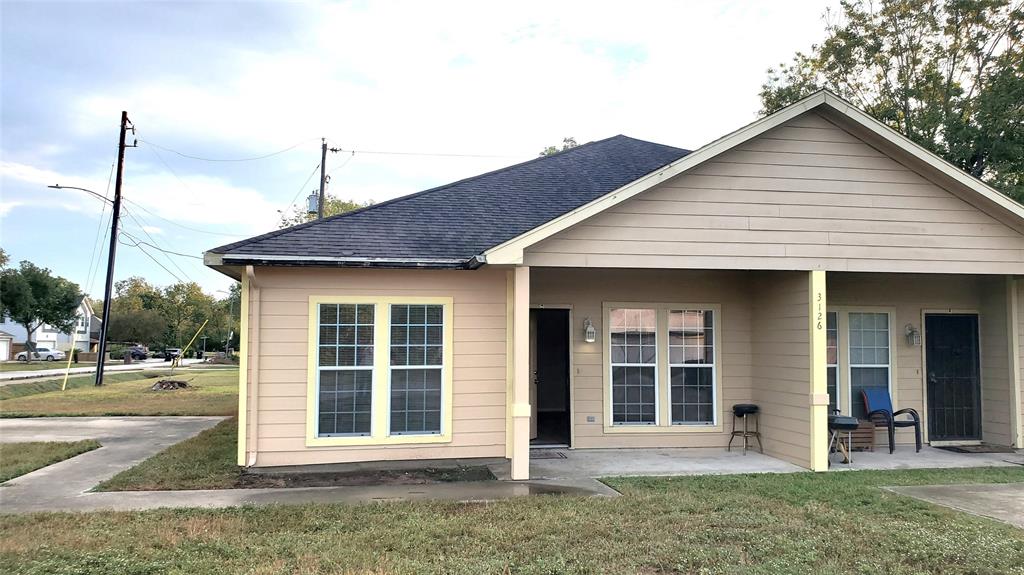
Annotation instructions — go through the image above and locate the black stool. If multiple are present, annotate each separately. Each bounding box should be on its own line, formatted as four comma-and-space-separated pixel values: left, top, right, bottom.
728, 404, 762, 455
828, 414, 859, 466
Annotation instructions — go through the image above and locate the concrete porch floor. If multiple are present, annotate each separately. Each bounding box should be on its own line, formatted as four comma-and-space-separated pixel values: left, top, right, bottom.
826, 445, 1024, 471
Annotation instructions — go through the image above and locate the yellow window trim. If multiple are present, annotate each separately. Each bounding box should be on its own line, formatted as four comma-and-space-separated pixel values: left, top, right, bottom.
305, 295, 455, 447
602, 302, 724, 434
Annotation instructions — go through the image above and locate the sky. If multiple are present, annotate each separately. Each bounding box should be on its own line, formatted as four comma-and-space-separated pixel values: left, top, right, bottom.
1, 0, 837, 298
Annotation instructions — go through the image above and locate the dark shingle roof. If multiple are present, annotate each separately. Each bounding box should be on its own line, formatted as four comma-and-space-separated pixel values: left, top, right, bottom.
209, 135, 689, 267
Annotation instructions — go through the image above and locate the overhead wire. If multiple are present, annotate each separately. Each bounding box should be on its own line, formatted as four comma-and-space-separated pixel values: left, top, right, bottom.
118, 234, 186, 284
280, 163, 322, 220
120, 207, 197, 282
83, 162, 116, 296
138, 137, 318, 163
119, 229, 203, 260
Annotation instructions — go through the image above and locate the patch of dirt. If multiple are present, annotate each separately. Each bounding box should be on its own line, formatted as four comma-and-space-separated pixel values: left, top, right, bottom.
150, 379, 190, 391
236, 466, 495, 488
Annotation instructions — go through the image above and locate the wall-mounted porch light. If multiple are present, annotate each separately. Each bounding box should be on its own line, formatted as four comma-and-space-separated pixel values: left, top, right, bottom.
905, 324, 922, 347
583, 318, 597, 343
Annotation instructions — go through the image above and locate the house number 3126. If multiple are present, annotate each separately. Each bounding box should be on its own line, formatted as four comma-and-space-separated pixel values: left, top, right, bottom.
815, 292, 824, 330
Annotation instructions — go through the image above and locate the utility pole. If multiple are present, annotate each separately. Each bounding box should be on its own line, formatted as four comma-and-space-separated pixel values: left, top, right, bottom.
95, 111, 133, 386
318, 138, 327, 219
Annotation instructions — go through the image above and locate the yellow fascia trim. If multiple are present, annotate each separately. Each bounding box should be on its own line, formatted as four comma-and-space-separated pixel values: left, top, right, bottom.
305, 295, 455, 447
809, 270, 829, 472
601, 301, 725, 434
236, 273, 250, 466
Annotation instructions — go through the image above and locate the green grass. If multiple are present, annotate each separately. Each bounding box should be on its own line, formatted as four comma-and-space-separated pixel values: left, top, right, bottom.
0, 362, 97, 372
96, 417, 240, 491
0, 368, 238, 417
2, 467, 1022, 574
0, 440, 101, 483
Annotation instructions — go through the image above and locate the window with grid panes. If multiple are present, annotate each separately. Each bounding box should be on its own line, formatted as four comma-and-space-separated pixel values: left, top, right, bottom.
848, 312, 890, 419
668, 309, 715, 424
827, 311, 839, 413
317, 303, 374, 436
609, 308, 657, 424
389, 304, 444, 434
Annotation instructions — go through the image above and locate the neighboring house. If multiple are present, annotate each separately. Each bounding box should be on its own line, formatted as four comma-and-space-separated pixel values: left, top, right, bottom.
206, 91, 1024, 479
0, 331, 13, 361
0, 299, 95, 353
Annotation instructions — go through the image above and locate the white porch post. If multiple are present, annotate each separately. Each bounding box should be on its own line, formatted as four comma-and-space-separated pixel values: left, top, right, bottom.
808, 270, 830, 471
511, 265, 532, 480
1008, 276, 1023, 448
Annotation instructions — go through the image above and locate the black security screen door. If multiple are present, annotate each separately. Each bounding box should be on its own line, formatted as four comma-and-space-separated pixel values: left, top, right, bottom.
925, 314, 981, 441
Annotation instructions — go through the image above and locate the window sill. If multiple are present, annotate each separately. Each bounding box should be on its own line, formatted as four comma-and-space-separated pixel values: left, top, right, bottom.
305, 433, 452, 448
602, 424, 724, 434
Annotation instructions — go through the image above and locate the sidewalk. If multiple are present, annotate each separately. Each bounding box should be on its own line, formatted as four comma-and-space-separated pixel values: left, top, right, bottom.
0, 358, 206, 383
0, 416, 616, 514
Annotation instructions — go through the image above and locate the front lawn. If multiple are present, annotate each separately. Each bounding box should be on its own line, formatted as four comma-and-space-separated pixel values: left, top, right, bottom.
3, 467, 1023, 574
0, 368, 238, 417
0, 440, 101, 483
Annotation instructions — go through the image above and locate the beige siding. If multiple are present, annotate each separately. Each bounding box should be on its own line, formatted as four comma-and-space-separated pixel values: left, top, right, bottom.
249, 267, 508, 467
829, 273, 1015, 446
525, 111, 1024, 274
531, 268, 754, 449
750, 272, 811, 467
979, 278, 1012, 446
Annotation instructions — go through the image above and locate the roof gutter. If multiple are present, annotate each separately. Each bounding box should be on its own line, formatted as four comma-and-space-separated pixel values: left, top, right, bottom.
206, 252, 485, 270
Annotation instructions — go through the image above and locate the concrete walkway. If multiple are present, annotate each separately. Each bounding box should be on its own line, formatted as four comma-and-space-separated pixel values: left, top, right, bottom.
0, 358, 207, 383
886, 483, 1024, 529
0, 417, 616, 514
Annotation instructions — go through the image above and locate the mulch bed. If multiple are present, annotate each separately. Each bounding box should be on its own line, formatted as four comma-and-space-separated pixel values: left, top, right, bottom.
237, 466, 495, 489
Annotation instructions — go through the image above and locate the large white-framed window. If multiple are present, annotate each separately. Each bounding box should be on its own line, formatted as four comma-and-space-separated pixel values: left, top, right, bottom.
315, 303, 375, 437
847, 311, 891, 419
306, 296, 453, 447
609, 308, 658, 425
668, 309, 716, 425
826, 311, 839, 413
388, 304, 445, 435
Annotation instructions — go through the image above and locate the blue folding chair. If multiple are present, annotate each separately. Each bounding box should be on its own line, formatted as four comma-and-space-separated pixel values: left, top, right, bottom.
862, 388, 921, 454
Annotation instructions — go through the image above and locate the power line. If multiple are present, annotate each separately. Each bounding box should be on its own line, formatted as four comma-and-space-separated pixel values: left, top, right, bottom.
118, 235, 186, 284
120, 208, 196, 282
280, 163, 322, 220
120, 229, 203, 260
139, 138, 316, 162
332, 147, 521, 159
84, 163, 116, 296
120, 198, 245, 238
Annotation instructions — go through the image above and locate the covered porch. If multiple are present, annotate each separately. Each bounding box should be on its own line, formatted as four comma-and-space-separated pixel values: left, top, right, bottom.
505, 266, 1024, 480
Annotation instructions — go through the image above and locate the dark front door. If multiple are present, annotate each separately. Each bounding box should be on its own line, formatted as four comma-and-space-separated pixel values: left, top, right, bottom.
530, 309, 571, 446
925, 314, 981, 441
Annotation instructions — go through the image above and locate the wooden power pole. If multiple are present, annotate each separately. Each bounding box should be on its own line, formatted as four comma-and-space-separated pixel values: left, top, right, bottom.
318, 138, 327, 219
95, 111, 132, 386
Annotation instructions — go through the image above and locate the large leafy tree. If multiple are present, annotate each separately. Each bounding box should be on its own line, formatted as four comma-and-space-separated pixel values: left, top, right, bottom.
539, 137, 579, 157
0, 261, 83, 357
761, 0, 1024, 199
278, 194, 373, 228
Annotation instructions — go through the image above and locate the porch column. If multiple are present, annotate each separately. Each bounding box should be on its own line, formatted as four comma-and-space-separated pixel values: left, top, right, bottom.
808, 270, 830, 471
1008, 277, 1023, 448
511, 265, 531, 480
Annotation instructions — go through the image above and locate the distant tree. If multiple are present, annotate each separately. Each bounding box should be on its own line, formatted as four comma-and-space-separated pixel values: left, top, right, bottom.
0, 248, 9, 269
539, 137, 579, 157
107, 308, 166, 346
760, 0, 1024, 199
0, 261, 82, 359
278, 194, 373, 228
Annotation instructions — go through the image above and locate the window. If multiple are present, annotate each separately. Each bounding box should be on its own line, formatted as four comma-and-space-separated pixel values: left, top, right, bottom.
389, 304, 444, 435
669, 309, 715, 424
316, 303, 375, 436
826, 311, 838, 413
609, 308, 657, 425
848, 312, 890, 419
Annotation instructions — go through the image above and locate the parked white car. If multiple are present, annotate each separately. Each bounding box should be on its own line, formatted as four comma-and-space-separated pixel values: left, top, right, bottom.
15, 347, 66, 361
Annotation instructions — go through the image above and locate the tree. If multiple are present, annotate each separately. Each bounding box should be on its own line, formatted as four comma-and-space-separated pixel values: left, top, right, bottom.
160, 282, 217, 347
760, 0, 1024, 199
278, 194, 373, 228
539, 137, 579, 157
0, 248, 8, 269
0, 261, 83, 359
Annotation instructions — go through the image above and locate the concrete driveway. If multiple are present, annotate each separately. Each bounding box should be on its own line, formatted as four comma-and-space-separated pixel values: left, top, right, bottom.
886, 483, 1024, 529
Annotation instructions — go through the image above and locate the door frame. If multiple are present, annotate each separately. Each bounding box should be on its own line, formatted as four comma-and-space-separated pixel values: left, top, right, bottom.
921, 309, 983, 445
530, 303, 575, 448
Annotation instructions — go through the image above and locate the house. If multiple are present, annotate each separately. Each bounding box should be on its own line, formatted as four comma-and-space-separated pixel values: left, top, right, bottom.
0, 299, 96, 354
205, 91, 1024, 479
0, 330, 13, 361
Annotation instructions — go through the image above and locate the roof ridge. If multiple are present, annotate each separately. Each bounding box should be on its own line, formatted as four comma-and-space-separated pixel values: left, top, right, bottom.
210, 134, 667, 254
